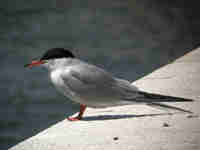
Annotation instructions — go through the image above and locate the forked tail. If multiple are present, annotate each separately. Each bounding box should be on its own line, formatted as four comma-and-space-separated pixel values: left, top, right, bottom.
136, 91, 194, 103
125, 91, 194, 113
147, 102, 193, 113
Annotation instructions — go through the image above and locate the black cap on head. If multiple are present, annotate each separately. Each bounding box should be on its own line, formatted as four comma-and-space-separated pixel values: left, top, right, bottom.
40, 48, 75, 60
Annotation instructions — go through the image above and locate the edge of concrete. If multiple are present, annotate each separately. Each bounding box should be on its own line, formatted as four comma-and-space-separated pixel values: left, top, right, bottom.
10, 48, 200, 150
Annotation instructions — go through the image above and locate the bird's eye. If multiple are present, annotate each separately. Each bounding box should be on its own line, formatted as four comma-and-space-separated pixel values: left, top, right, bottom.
43, 60, 48, 63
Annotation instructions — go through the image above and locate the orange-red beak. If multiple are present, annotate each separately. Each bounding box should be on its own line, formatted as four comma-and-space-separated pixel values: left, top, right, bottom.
24, 60, 46, 68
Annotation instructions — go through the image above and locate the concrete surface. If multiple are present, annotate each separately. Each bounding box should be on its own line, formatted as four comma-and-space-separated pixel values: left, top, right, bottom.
9, 48, 200, 150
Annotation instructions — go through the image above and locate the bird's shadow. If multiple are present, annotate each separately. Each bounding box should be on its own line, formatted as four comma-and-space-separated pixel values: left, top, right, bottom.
82, 112, 174, 121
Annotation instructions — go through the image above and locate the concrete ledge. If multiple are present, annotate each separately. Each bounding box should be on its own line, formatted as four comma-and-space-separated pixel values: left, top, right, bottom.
10, 48, 200, 150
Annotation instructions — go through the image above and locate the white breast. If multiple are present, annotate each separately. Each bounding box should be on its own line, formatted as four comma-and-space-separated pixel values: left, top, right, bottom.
50, 69, 63, 85
50, 68, 82, 104
50, 68, 71, 96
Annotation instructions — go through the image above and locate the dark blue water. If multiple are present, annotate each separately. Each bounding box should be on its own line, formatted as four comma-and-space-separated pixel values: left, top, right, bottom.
0, 1, 198, 149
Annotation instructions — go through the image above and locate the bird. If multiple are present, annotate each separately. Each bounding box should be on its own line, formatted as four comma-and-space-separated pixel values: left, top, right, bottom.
25, 48, 193, 121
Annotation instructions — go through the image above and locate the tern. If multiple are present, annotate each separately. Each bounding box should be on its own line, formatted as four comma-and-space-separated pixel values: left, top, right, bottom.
25, 48, 193, 121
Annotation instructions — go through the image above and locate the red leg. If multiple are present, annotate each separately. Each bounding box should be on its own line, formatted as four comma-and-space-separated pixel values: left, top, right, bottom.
68, 104, 86, 121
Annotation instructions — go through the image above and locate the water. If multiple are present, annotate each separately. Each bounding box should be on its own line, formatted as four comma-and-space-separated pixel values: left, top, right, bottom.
0, 1, 198, 149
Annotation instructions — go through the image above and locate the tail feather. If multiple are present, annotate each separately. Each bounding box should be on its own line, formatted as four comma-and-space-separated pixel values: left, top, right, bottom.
136, 91, 194, 103
147, 102, 193, 114
124, 91, 194, 113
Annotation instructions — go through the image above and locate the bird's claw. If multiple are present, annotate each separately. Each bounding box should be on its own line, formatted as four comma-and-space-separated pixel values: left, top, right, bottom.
67, 116, 82, 121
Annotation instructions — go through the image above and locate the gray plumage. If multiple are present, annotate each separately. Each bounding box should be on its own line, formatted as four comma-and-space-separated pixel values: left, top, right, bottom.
43, 58, 193, 113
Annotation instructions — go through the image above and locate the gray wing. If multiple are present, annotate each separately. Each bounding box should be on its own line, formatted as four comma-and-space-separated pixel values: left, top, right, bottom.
61, 63, 139, 107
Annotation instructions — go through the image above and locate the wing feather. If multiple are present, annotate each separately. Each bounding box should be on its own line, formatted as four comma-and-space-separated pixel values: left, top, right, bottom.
60, 63, 139, 107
